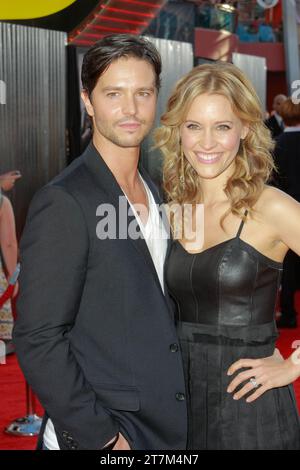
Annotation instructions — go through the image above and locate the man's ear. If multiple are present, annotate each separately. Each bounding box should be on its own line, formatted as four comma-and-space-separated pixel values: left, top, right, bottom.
81, 90, 94, 117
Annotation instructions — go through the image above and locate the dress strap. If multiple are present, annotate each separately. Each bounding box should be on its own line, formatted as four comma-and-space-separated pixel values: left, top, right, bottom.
236, 210, 248, 238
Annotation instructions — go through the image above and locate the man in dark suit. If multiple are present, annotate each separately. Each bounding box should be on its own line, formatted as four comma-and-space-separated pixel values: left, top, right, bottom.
265, 94, 287, 139
13, 35, 187, 450
273, 98, 300, 328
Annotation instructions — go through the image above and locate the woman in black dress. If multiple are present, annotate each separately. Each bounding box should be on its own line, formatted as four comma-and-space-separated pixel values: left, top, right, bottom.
155, 62, 300, 449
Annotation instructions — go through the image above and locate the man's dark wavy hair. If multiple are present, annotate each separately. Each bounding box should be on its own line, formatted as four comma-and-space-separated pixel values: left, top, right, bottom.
81, 34, 162, 96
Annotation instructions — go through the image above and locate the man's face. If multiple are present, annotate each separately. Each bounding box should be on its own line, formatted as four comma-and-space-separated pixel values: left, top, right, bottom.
81, 57, 157, 150
273, 95, 287, 115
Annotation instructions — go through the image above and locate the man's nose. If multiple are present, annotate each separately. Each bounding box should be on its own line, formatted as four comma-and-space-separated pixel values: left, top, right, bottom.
122, 95, 138, 116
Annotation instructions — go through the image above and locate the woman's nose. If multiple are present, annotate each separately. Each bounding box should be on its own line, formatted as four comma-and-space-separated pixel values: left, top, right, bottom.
200, 129, 216, 150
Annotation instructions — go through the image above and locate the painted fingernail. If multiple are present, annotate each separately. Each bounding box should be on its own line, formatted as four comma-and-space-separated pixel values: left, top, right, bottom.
233, 394, 238, 400
227, 370, 232, 376
227, 387, 232, 393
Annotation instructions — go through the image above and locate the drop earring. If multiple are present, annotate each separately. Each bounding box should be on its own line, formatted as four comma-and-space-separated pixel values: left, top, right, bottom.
180, 146, 186, 190
240, 138, 251, 181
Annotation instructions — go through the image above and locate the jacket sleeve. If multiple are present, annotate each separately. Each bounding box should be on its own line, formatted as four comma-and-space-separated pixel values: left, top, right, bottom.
13, 185, 119, 449
273, 139, 288, 192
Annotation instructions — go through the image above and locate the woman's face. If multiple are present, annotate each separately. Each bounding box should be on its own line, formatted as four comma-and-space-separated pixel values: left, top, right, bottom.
180, 93, 248, 180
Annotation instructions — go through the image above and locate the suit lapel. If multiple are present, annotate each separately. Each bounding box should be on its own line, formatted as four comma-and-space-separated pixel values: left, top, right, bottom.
83, 143, 171, 298
138, 167, 175, 315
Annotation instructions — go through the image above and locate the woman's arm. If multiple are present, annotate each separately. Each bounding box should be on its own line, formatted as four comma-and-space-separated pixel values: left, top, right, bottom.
0, 195, 18, 278
227, 188, 300, 401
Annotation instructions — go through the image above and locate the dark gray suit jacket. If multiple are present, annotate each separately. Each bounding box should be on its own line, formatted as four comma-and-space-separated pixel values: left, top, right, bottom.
273, 130, 300, 202
13, 143, 187, 450
265, 114, 283, 139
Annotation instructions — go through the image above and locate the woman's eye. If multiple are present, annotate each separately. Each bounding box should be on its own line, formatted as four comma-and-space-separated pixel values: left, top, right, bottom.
217, 125, 231, 131
186, 123, 199, 130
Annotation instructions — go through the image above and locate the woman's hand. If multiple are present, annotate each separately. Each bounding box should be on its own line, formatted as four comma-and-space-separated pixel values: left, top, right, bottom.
12, 280, 19, 298
227, 348, 300, 403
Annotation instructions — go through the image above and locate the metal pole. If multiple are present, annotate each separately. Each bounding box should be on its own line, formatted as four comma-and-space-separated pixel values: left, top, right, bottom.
5, 382, 42, 436
282, 0, 300, 94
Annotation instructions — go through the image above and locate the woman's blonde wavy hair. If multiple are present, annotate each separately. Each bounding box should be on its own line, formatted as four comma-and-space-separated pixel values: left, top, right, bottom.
154, 62, 275, 225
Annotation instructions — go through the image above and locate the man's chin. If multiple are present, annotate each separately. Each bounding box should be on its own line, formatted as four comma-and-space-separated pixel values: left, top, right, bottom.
115, 138, 145, 148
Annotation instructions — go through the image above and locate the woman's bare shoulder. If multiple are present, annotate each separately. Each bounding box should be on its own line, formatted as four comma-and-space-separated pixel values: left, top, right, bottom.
255, 185, 300, 222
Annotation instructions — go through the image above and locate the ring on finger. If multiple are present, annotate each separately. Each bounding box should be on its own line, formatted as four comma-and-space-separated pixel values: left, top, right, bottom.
249, 377, 259, 389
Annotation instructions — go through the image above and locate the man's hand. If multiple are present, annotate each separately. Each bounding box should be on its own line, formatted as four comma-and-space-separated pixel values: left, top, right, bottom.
103, 432, 131, 451
112, 432, 131, 450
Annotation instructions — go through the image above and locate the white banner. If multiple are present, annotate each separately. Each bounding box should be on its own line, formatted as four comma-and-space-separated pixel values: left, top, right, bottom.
296, 0, 300, 24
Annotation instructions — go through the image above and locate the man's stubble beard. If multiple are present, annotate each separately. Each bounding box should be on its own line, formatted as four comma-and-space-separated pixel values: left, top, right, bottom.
95, 119, 154, 149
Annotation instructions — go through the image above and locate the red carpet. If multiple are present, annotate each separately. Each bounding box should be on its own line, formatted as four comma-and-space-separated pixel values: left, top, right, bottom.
0, 354, 43, 450
1, 295, 300, 450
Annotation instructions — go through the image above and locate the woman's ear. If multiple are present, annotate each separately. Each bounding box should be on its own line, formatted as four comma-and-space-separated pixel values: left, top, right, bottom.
241, 124, 249, 140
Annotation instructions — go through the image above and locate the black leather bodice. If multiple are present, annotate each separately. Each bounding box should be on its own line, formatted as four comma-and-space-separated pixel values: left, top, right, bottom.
166, 217, 283, 326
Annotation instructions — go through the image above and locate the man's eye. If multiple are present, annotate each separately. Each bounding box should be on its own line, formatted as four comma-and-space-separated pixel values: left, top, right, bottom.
107, 92, 119, 97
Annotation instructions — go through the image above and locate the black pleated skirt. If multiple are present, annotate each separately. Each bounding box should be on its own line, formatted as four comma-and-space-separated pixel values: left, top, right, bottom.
177, 321, 300, 450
